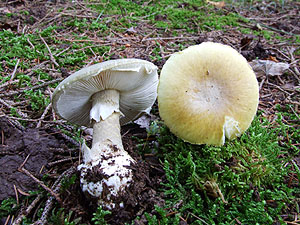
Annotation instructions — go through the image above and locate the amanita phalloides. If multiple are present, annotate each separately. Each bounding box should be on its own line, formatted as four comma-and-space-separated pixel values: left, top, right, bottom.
52, 59, 158, 208
158, 42, 259, 146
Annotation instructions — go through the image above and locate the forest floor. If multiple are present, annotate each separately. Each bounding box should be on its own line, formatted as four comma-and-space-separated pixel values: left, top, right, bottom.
0, 0, 299, 224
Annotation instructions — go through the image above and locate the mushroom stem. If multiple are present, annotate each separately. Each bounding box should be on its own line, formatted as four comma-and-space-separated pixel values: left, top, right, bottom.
78, 90, 136, 209
91, 113, 123, 156
88, 90, 124, 159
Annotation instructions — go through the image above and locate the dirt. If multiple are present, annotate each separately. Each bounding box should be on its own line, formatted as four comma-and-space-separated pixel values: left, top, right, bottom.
0, 117, 59, 201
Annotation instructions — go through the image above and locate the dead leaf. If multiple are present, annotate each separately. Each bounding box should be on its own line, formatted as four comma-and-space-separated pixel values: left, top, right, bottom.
266, 55, 279, 62
249, 59, 290, 77
206, 0, 225, 8
134, 114, 157, 130
126, 27, 137, 34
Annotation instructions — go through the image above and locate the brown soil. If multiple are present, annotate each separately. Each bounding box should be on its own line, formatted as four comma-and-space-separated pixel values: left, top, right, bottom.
0, 117, 57, 201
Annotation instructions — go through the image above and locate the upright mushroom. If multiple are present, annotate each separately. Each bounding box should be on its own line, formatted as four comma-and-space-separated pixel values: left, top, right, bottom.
52, 59, 158, 208
157, 42, 259, 146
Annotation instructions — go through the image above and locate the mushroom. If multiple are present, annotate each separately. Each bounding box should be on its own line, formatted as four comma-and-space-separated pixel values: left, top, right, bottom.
157, 42, 259, 146
52, 58, 158, 208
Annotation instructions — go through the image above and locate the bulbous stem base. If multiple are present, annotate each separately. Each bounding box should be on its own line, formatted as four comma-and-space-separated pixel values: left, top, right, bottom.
78, 90, 136, 209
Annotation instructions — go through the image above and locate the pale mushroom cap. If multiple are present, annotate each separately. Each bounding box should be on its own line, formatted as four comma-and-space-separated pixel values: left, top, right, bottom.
52, 58, 158, 127
158, 42, 259, 146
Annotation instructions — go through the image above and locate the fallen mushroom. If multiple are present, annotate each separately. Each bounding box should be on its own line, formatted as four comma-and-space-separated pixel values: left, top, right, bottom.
157, 42, 259, 146
52, 58, 158, 208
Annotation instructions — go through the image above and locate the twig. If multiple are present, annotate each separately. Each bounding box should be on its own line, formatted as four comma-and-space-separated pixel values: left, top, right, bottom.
142, 36, 199, 42
0, 115, 65, 125
248, 19, 298, 36
289, 68, 300, 83
27, 37, 42, 55
59, 132, 81, 147
60, 12, 98, 18
36, 103, 52, 128
47, 157, 79, 167
287, 47, 300, 83
0, 80, 19, 90
188, 211, 210, 225
25, 61, 49, 77
54, 46, 71, 57
39, 34, 60, 67
10, 59, 20, 81
5, 117, 25, 131
266, 81, 292, 95
0, 78, 63, 98
18, 155, 62, 204
5, 215, 13, 225
289, 105, 300, 120
33, 166, 77, 225
56, 37, 107, 44
284, 221, 300, 225
32, 8, 56, 29
12, 194, 42, 225
0, 98, 28, 118
13, 184, 19, 205
259, 78, 266, 91
247, 13, 298, 21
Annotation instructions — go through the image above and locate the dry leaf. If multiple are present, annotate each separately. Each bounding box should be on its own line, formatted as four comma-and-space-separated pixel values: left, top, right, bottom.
206, 0, 226, 8
266, 55, 279, 62
249, 59, 290, 77
126, 27, 137, 34
134, 114, 157, 130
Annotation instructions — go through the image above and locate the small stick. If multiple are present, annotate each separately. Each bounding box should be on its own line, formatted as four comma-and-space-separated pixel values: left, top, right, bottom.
1, 130, 4, 145
60, 13, 98, 18
4, 215, 11, 225
59, 132, 81, 147
25, 61, 49, 77
13, 184, 19, 205
142, 36, 199, 42
284, 221, 300, 225
5, 117, 25, 131
259, 78, 266, 91
54, 46, 71, 57
56, 37, 107, 44
10, 59, 20, 81
27, 37, 35, 49
289, 105, 300, 120
47, 157, 79, 167
0, 78, 63, 98
17, 187, 30, 197
188, 211, 210, 225
0, 98, 28, 118
39, 34, 60, 68
0, 115, 65, 125
266, 81, 292, 95
33, 166, 76, 225
36, 103, 52, 128
12, 194, 42, 225
0, 80, 19, 90
18, 155, 62, 204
